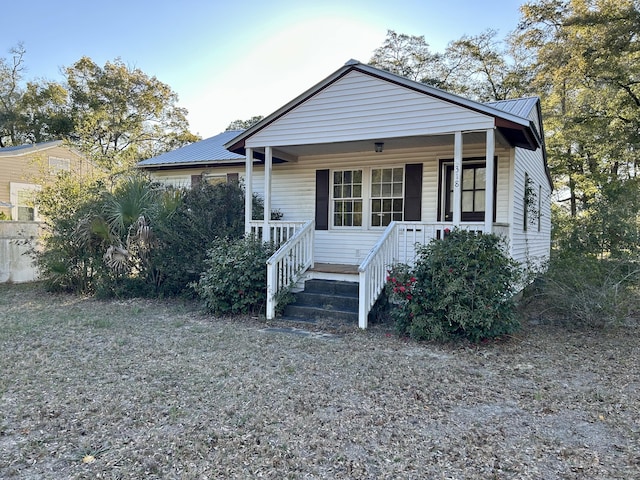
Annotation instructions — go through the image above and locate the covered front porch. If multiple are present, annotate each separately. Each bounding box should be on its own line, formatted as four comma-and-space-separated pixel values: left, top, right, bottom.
248, 216, 508, 329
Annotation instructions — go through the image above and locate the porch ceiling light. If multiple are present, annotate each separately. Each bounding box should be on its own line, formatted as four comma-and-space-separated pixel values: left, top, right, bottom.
374, 142, 384, 153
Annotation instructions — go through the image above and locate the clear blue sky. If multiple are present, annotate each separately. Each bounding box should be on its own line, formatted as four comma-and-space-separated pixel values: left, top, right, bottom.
2, 0, 525, 139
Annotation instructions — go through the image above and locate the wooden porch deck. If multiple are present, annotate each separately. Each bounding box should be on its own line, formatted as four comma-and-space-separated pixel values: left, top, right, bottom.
309, 263, 359, 275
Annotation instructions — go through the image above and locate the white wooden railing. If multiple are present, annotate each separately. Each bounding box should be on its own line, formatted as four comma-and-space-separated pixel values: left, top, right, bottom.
249, 220, 308, 245
358, 221, 494, 329
266, 220, 315, 319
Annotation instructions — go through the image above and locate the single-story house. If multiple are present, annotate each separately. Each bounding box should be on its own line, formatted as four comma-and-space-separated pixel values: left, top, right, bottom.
223, 59, 552, 328
0, 140, 90, 220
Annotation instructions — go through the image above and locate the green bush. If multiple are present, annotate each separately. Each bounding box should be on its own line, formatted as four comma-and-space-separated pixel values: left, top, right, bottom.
538, 252, 639, 327
194, 236, 276, 315
386, 229, 522, 342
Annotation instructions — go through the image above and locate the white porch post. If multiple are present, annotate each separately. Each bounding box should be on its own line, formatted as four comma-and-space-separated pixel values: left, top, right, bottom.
453, 131, 463, 227
262, 146, 272, 242
244, 147, 253, 235
484, 128, 495, 233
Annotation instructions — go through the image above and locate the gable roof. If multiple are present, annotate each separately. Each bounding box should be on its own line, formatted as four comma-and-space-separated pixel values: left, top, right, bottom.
226, 60, 543, 154
0, 140, 63, 157
137, 130, 246, 169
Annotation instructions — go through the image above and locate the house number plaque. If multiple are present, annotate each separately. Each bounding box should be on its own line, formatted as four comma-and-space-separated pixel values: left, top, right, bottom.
454, 164, 460, 188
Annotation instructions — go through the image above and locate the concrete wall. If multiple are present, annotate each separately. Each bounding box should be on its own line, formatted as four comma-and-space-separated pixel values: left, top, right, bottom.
0, 221, 41, 283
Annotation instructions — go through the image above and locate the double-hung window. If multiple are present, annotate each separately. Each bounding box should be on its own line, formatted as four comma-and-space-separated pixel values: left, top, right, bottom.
371, 167, 404, 227
333, 170, 363, 227
331, 167, 405, 228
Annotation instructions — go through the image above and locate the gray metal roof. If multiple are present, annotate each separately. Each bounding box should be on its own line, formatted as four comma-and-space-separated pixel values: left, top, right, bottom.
485, 97, 539, 119
0, 140, 62, 156
137, 130, 245, 167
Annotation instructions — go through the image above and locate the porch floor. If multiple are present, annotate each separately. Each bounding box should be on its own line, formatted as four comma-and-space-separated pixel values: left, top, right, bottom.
310, 263, 359, 275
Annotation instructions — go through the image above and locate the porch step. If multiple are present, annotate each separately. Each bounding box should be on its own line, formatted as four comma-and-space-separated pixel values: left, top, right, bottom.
281, 279, 359, 324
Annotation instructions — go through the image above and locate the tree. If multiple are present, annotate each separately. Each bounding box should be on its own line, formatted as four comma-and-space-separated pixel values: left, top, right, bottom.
225, 115, 264, 131
65, 56, 199, 173
18, 81, 73, 143
517, 0, 639, 209
0, 43, 26, 147
368, 29, 533, 101
369, 30, 441, 83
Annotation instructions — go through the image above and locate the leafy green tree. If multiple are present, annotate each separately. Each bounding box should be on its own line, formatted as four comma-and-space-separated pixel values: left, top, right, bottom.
369, 30, 441, 83
225, 115, 264, 131
0, 43, 26, 147
18, 81, 73, 143
517, 0, 639, 210
65, 56, 199, 173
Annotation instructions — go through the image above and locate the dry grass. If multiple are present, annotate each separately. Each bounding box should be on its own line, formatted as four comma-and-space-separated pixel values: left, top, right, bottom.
0, 283, 638, 479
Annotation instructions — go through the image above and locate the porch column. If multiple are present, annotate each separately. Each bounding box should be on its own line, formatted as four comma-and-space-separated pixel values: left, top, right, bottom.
244, 147, 253, 235
452, 131, 462, 227
484, 128, 495, 233
262, 146, 272, 242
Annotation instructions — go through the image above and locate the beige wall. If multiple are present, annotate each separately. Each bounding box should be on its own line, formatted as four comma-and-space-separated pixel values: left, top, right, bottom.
0, 144, 90, 220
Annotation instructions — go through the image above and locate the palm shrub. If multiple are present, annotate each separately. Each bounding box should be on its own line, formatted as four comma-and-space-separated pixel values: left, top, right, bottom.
194, 236, 276, 315
386, 229, 522, 342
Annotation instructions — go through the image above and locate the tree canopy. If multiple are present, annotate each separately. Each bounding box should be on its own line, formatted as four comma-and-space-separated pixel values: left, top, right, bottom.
369, 1, 639, 256
0, 48, 199, 173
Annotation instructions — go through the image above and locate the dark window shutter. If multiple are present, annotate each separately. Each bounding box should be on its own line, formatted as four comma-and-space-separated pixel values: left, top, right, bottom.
404, 163, 423, 221
191, 174, 202, 187
315, 169, 329, 230
226, 172, 239, 184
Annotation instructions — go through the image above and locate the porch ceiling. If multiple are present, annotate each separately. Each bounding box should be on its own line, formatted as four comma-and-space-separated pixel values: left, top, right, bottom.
264, 130, 510, 160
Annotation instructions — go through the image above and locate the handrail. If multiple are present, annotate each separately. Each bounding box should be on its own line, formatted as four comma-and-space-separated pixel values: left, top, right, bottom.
358, 221, 399, 329
249, 220, 308, 245
265, 219, 315, 319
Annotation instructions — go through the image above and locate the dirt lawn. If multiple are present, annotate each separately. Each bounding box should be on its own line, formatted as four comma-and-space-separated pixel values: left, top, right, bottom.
0, 283, 638, 479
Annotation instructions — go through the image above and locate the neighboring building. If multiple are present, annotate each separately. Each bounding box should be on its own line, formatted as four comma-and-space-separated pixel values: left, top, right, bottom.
136, 130, 249, 187
0, 140, 90, 221
223, 60, 552, 327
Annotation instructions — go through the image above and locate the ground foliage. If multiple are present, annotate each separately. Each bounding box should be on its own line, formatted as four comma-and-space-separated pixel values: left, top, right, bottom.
387, 230, 522, 342
0, 283, 638, 479
194, 236, 276, 315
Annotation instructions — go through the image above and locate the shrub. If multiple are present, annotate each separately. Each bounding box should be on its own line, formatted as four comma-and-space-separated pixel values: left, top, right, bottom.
194, 236, 276, 315
538, 252, 639, 327
386, 229, 522, 342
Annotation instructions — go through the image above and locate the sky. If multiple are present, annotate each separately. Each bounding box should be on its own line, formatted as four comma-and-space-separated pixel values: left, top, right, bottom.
2, 0, 525, 139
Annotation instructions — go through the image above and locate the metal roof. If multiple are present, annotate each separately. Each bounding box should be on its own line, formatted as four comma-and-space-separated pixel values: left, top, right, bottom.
485, 97, 540, 119
137, 130, 245, 167
0, 140, 63, 156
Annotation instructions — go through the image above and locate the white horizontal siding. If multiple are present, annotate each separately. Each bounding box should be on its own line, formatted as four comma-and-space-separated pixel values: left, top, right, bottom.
249, 141, 514, 264
247, 71, 495, 147
510, 146, 551, 266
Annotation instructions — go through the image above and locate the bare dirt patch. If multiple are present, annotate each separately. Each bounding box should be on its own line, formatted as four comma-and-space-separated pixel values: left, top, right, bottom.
0, 283, 638, 479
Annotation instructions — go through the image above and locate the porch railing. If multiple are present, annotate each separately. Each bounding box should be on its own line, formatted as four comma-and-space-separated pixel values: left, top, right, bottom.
358, 221, 494, 329
266, 219, 315, 319
249, 220, 308, 245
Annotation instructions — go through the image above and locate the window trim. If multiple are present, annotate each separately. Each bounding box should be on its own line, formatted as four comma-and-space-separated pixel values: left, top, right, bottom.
9, 182, 41, 221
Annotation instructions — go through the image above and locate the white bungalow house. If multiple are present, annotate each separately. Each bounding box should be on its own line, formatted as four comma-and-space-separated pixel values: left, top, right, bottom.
223, 59, 551, 329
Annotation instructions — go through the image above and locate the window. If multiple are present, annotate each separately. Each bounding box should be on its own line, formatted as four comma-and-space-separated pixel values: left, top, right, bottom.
203, 173, 227, 186
371, 167, 404, 227
332, 170, 362, 227
49, 156, 71, 173
10, 183, 40, 221
444, 163, 487, 221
